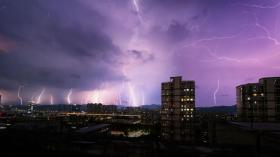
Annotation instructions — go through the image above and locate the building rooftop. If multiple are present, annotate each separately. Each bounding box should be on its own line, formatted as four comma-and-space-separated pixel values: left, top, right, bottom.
259, 77, 280, 80
236, 83, 259, 88
237, 77, 280, 88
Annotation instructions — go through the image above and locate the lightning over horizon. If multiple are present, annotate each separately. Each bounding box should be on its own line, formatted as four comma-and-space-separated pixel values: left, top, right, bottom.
132, 0, 143, 24
67, 89, 73, 105
213, 80, 220, 106
50, 95, 53, 105
0, 90, 4, 104
128, 83, 137, 107
36, 88, 45, 104
238, 1, 280, 9
251, 13, 280, 46
0, 0, 280, 106
2, 1, 280, 155
17, 85, 24, 105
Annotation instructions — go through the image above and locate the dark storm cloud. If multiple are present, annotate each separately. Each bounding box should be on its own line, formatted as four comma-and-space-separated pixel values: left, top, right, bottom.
166, 20, 189, 42
1, 0, 279, 105
144, 0, 192, 9
50, 25, 120, 61
144, 0, 230, 13
0, 0, 124, 91
142, 0, 210, 45
129, 49, 155, 63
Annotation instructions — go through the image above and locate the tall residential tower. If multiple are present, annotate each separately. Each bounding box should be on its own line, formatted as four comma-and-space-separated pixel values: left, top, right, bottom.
237, 77, 280, 121
161, 76, 195, 142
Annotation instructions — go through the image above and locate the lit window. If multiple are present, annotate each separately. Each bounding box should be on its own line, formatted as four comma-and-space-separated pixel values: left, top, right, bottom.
247, 97, 251, 100
261, 93, 264, 97
187, 108, 190, 111
190, 108, 194, 111
253, 93, 257, 97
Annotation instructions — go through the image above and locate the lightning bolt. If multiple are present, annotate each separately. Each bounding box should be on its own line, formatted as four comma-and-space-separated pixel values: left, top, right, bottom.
209, 51, 242, 63
50, 95, 53, 105
120, 1, 146, 108
67, 88, 73, 105
17, 85, 24, 105
250, 13, 280, 45
36, 88, 45, 104
31, 94, 36, 103
128, 83, 137, 107
184, 35, 236, 48
238, 2, 280, 9
213, 80, 220, 105
133, 0, 140, 12
189, 45, 246, 63
199, 46, 242, 63
92, 90, 100, 104
0, 91, 3, 105
182, 36, 261, 64
132, 0, 143, 23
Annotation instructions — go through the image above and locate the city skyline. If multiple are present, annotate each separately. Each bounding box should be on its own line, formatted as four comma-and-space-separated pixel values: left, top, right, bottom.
1, 0, 280, 106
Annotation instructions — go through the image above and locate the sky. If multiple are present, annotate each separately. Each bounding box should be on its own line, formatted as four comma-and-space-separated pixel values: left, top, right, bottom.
0, 0, 280, 106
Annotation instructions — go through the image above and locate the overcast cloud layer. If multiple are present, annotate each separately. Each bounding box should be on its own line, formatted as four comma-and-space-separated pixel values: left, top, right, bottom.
0, 0, 280, 106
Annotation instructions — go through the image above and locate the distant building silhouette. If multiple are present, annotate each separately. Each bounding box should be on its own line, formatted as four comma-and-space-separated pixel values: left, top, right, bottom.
87, 103, 117, 114
237, 77, 280, 121
160, 76, 195, 142
27, 101, 36, 114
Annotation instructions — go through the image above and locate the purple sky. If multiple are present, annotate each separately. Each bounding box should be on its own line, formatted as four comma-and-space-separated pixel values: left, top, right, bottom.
0, 0, 280, 106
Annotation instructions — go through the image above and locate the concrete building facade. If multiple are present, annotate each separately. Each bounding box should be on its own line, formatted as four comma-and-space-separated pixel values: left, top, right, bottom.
161, 76, 195, 142
237, 77, 280, 121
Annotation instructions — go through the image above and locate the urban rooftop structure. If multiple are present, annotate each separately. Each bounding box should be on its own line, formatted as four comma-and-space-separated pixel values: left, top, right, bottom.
236, 77, 280, 122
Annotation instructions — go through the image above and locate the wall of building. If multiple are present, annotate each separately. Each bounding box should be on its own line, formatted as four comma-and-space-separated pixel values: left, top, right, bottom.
237, 77, 280, 122
160, 76, 195, 142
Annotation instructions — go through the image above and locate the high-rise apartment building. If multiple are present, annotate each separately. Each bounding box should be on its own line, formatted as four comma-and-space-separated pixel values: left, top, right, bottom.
161, 76, 195, 142
236, 77, 280, 121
